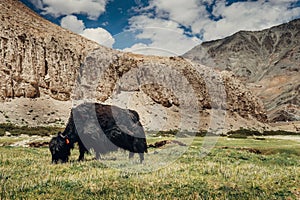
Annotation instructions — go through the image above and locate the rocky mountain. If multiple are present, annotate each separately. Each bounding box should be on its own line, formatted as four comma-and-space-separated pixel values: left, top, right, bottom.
0, 0, 100, 101
0, 0, 270, 133
184, 19, 300, 123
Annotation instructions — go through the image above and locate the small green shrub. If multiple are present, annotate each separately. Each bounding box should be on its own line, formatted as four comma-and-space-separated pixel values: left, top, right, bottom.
154, 130, 211, 137
262, 130, 299, 136
226, 128, 300, 138
0, 123, 64, 137
155, 129, 179, 137
227, 128, 261, 137
194, 130, 209, 137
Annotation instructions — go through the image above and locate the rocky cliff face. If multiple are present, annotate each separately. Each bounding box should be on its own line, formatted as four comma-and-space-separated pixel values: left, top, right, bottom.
0, 0, 99, 101
0, 0, 268, 132
77, 51, 266, 122
184, 19, 300, 122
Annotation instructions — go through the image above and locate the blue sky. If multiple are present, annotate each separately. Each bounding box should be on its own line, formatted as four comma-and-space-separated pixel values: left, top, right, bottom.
21, 0, 300, 56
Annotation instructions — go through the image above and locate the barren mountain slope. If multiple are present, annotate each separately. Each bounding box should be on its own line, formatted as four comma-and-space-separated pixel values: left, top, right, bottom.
0, 0, 269, 133
184, 19, 300, 123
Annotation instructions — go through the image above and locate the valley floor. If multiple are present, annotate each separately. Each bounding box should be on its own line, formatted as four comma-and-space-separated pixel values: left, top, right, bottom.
0, 136, 299, 199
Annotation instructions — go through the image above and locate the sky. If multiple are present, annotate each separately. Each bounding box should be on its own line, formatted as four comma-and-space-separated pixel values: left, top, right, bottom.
21, 0, 300, 56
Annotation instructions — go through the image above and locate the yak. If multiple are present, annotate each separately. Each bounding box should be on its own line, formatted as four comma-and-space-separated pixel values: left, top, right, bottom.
49, 102, 148, 164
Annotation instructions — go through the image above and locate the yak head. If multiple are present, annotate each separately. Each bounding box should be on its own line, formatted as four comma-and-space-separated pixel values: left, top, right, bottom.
49, 132, 71, 164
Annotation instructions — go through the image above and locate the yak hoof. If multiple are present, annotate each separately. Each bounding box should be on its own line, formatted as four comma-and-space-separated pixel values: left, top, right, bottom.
129, 152, 134, 159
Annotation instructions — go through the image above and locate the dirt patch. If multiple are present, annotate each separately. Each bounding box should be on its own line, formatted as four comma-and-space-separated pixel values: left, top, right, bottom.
0, 97, 71, 127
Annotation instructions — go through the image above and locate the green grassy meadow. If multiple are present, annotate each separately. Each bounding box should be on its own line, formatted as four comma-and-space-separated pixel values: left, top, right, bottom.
0, 135, 299, 199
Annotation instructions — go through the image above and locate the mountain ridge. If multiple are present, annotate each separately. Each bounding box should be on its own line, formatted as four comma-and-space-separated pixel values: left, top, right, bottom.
184, 19, 300, 123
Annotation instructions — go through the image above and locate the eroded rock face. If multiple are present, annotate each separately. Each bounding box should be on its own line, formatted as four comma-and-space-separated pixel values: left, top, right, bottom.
221, 71, 267, 122
76, 49, 267, 124
0, 0, 100, 101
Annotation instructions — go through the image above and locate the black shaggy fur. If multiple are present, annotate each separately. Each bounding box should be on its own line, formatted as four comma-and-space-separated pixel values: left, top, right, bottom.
49, 132, 72, 163
49, 102, 148, 163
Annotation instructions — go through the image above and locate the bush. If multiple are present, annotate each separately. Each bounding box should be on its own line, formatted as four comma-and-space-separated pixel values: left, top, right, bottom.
154, 130, 211, 137
0, 123, 64, 137
262, 130, 299, 136
226, 128, 300, 138
155, 129, 179, 137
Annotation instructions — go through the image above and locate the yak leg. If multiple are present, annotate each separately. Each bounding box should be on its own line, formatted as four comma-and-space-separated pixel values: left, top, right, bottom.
78, 141, 86, 161
138, 153, 144, 163
78, 148, 85, 161
129, 152, 134, 159
95, 152, 102, 160
52, 157, 57, 164
63, 157, 69, 163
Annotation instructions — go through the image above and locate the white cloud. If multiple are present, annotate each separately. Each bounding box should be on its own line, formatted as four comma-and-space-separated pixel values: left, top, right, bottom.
123, 0, 300, 55
124, 15, 201, 56
201, 1, 300, 41
60, 15, 85, 33
148, 0, 205, 26
137, 0, 300, 44
60, 15, 114, 48
40, 0, 108, 20
81, 28, 115, 48
28, 0, 43, 9
32, 0, 300, 55
123, 43, 180, 56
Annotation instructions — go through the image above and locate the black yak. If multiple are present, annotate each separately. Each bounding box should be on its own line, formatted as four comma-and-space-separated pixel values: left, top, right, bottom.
49, 132, 71, 164
49, 102, 148, 163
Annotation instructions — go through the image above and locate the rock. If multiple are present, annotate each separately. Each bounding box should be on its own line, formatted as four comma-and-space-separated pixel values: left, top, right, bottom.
0, 0, 99, 101
5, 131, 11, 136
83, 48, 267, 125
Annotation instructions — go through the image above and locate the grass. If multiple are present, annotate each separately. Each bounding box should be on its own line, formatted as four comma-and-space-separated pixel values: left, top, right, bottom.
0, 135, 299, 199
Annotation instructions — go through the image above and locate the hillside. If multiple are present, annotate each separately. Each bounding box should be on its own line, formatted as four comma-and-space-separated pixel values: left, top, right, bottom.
0, 0, 270, 133
184, 19, 300, 123
0, 0, 100, 101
